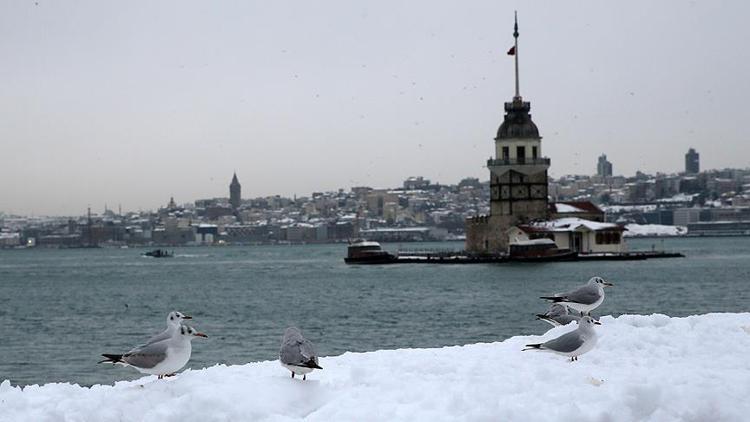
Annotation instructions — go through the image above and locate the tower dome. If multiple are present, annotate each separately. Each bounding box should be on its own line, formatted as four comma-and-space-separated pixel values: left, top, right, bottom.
496, 99, 539, 140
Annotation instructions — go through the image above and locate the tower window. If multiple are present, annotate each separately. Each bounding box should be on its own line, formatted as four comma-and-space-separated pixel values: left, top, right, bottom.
532, 146, 538, 159
502, 146, 509, 161
517, 146, 525, 163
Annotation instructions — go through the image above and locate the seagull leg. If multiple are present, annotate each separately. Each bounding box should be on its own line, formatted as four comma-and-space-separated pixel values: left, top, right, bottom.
291, 372, 295, 379
303, 374, 306, 381
157, 375, 163, 380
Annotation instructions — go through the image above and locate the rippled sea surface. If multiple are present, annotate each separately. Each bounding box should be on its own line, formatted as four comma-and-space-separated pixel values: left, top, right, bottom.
1, 237, 748, 386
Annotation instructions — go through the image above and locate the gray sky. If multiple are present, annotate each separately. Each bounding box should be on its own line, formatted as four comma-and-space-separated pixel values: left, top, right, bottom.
2, 0, 749, 216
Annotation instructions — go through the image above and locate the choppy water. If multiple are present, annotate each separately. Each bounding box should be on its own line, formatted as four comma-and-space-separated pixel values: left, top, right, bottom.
1, 237, 748, 387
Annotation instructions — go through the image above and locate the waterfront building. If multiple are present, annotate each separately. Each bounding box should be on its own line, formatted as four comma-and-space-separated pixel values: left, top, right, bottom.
685, 148, 700, 174
508, 218, 626, 254
230, 172, 242, 209
466, 13, 550, 253
597, 154, 613, 177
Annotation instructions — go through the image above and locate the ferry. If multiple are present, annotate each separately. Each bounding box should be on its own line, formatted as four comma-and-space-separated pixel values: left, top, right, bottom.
143, 249, 174, 258
344, 240, 397, 264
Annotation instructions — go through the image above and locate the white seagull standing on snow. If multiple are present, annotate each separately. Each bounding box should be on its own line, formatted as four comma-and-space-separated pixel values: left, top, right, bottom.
540, 276, 614, 315
99, 325, 207, 379
279, 327, 322, 380
523, 316, 601, 361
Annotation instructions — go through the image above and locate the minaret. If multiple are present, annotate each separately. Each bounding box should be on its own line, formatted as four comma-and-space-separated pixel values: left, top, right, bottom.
466, 12, 551, 254
229, 172, 241, 209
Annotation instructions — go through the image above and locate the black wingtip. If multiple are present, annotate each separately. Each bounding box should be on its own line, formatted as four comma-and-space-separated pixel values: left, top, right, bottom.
522, 344, 542, 351
98, 354, 123, 364
303, 359, 323, 370
540, 296, 564, 302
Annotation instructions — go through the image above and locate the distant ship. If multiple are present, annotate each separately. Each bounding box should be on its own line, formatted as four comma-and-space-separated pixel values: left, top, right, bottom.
344, 240, 396, 264
143, 249, 174, 258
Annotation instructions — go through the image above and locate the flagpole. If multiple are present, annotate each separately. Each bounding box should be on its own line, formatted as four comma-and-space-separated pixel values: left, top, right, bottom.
514, 11, 520, 100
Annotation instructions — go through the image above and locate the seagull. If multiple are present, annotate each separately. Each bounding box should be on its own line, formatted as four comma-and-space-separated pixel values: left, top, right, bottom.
99, 325, 207, 379
279, 327, 322, 380
523, 316, 601, 361
144, 311, 192, 345
536, 303, 581, 327
540, 276, 614, 315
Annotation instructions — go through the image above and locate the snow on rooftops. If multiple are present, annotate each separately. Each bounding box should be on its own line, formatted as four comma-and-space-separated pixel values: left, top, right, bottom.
601, 204, 658, 213
624, 224, 687, 237
525, 217, 624, 232
551, 201, 603, 214
553, 203, 584, 213
656, 193, 699, 203
2, 313, 749, 421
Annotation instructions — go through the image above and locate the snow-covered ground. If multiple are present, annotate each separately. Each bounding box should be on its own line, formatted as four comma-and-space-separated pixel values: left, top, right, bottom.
2, 313, 750, 422
624, 224, 688, 237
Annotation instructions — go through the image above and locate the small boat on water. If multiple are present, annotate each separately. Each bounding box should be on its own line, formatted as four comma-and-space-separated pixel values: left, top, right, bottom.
143, 249, 174, 258
344, 240, 397, 264
508, 239, 577, 262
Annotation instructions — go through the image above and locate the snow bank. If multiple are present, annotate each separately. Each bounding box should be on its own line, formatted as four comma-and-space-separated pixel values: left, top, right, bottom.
624, 224, 687, 237
2, 313, 750, 422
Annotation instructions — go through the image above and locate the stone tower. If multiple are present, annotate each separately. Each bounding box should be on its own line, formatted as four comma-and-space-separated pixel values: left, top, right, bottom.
466, 13, 550, 253
229, 172, 241, 209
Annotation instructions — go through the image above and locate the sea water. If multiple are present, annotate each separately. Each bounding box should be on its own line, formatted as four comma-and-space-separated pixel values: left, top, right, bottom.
1, 237, 748, 386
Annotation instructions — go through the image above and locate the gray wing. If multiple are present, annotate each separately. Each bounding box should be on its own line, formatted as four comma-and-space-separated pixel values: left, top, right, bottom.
542, 330, 585, 353
280, 331, 317, 366
299, 338, 317, 362
544, 304, 568, 319
280, 339, 305, 365
145, 328, 171, 345
552, 314, 581, 325
126, 330, 170, 354
123, 341, 168, 369
559, 284, 601, 305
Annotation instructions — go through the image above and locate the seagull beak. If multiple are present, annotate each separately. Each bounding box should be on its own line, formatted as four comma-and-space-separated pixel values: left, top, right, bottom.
594, 320, 602, 325
603, 281, 614, 287
194, 332, 208, 338
182, 315, 193, 320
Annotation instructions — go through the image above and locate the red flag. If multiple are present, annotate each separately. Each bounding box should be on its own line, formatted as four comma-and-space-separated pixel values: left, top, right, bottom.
507, 46, 516, 55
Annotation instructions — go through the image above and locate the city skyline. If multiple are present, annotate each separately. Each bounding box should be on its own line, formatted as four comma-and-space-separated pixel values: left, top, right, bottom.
2, 1, 749, 215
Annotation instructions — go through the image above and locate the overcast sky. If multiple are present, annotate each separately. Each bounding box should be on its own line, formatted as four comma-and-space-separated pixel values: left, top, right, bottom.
2, 1, 748, 216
